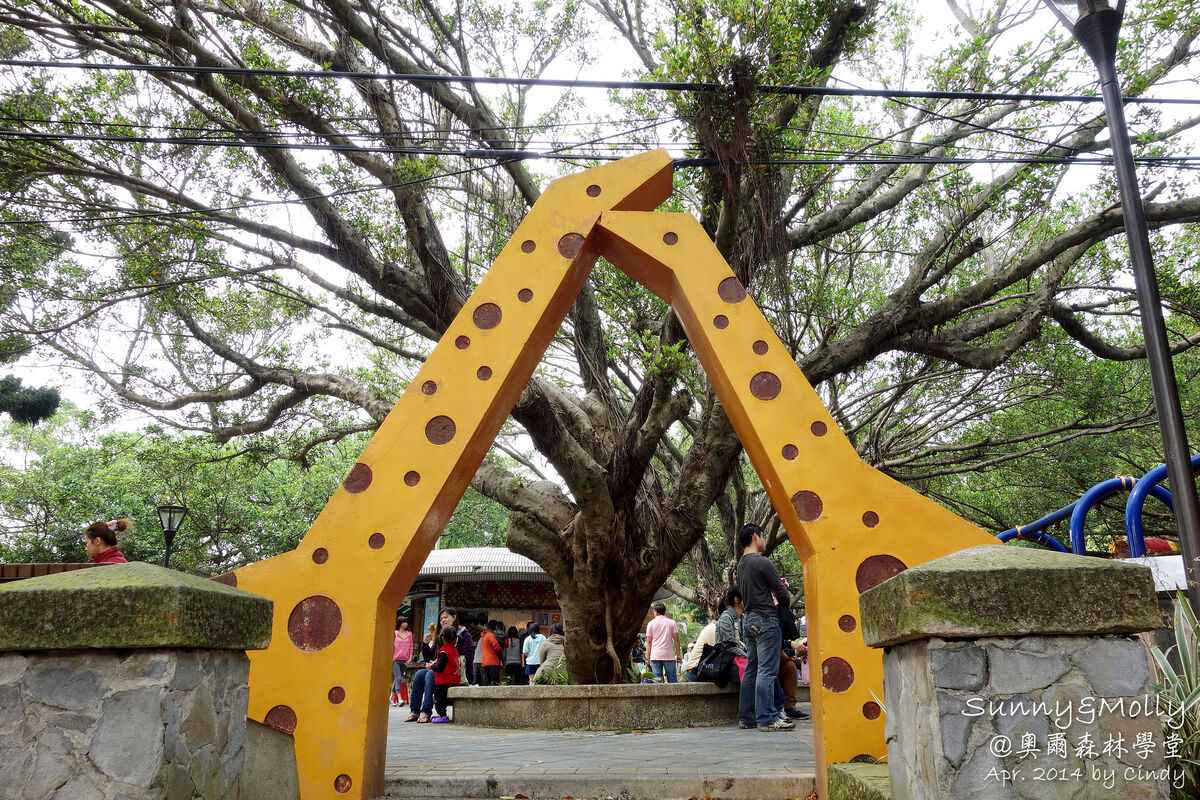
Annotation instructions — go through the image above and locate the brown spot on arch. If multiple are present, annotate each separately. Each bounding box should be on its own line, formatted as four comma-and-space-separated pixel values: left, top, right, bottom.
421, 380, 437, 395
520, 240, 536, 253
368, 533, 385, 550
811, 421, 828, 437
822, 657, 854, 693
782, 444, 799, 461
855, 555, 908, 594
263, 705, 297, 735
404, 471, 421, 487
312, 548, 328, 565
328, 686, 346, 705
473, 303, 502, 330
557, 233, 585, 258
334, 775, 352, 794
342, 463, 372, 494
477, 366, 493, 381
586, 184, 601, 197
663, 232, 678, 245
752, 340, 768, 355
713, 315, 729, 329
862, 511, 880, 528
211, 572, 237, 587
863, 702, 882, 720
717, 276, 747, 303
455, 335, 470, 350
838, 615, 857, 633
791, 490, 823, 522
425, 415, 456, 445
750, 372, 782, 401
518, 288, 533, 303
287, 596, 342, 653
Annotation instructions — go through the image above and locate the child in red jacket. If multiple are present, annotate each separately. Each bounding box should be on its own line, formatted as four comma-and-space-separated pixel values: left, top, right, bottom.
429, 625, 461, 723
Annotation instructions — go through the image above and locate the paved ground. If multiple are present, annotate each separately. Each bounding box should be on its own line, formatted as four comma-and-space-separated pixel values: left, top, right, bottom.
382, 705, 816, 800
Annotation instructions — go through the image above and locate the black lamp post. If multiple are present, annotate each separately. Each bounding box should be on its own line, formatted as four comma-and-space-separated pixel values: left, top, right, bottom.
1042, 0, 1200, 614
156, 503, 188, 568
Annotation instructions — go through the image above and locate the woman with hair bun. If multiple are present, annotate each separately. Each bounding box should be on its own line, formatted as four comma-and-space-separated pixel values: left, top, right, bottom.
84, 519, 131, 564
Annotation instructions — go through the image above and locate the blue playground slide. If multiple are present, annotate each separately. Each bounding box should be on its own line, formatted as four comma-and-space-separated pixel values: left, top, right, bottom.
996, 454, 1200, 557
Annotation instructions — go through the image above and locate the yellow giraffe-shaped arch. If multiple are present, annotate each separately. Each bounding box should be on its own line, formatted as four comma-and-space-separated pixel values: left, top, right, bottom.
228, 150, 996, 800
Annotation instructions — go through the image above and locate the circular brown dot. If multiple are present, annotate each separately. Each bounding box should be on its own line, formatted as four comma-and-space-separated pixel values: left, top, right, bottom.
368, 533, 385, 550
822, 657, 855, 693
211, 572, 237, 587
263, 705, 297, 734
518, 288, 533, 303
455, 335, 470, 350
586, 184, 601, 197
663, 232, 678, 245
557, 233, 585, 258
473, 302, 502, 330
855, 555, 908, 594
792, 490, 823, 522
717, 276, 747, 303
863, 701, 882, 720
862, 511, 880, 528
342, 463, 372, 494
713, 315, 729, 329
811, 421, 828, 437
287, 596, 343, 653
312, 548, 328, 565
838, 615, 857, 633
334, 774, 352, 794
752, 340, 768, 355
477, 366, 493, 381
520, 240, 536, 253
782, 444, 799, 461
421, 380, 437, 395
404, 471, 421, 487
425, 415, 456, 445
750, 372, 782, 401
328, 686, 346, 704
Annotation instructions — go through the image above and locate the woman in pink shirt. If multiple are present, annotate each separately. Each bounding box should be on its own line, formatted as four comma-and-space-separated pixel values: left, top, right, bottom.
391, 620, 413, 706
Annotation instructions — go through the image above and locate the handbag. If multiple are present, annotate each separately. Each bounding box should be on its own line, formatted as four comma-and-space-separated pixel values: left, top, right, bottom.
778, 603, 801, 641
694, 642, 739, 688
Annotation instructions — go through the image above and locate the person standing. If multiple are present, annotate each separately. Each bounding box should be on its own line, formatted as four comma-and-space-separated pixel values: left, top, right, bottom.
736, 523, 794, 731
479, 621, 504, 686
503, 625, 523, 686
521, 623, 546, 680
84, 519, 131, 564
391, 620, 413, 706
645, 602, 681, 683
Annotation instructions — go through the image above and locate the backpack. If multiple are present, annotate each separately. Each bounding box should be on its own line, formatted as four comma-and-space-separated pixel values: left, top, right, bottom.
694, 641, 740, 687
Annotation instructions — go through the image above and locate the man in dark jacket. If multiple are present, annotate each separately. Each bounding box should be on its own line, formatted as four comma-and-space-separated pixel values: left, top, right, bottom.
735, 523, 794, 731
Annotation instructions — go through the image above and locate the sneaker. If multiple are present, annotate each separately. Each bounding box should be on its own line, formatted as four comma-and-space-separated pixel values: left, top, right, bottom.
430, 715, 451, 724
737, 721, 755, 729
403, 713, 419, 722
778, 709, 789, 724
785, 707, 810, 720
758, 720, 796, 732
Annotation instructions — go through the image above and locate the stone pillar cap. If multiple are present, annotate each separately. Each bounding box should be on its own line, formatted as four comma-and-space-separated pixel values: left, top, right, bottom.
0, 562, 272, 651
859, 544, 1159, 647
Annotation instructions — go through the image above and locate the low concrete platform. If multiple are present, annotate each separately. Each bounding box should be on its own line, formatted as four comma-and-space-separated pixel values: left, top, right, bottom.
382, 705, 817, 800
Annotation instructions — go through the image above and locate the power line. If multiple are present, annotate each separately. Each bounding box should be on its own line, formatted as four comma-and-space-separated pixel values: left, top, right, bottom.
2, 59, 1198, 106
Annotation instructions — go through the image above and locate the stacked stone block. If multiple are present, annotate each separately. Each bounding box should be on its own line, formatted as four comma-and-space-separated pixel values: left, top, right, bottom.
0, 562, 272, 800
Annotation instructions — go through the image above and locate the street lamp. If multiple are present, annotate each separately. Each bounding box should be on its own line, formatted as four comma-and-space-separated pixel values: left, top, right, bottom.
1042, 0, 1200, 614
156, 503, 188, 569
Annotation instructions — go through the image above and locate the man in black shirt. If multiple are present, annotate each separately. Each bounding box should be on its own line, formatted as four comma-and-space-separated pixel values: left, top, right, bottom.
735, 523, 794, 731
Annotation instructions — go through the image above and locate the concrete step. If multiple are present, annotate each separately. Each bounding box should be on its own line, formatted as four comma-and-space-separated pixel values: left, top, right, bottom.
380, 771, 817, 799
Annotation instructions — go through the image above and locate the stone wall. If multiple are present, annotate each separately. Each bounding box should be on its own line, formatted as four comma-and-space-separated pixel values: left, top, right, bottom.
884, 633, 1167, 800
0, 648, 250, 800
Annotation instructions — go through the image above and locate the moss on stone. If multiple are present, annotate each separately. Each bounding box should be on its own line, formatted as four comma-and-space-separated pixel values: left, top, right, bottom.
828, 762, 893, 800
859, 545, 1158, 647
0, 563, 271, 652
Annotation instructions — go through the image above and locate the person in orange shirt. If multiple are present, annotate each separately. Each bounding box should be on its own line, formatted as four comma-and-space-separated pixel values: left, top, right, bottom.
479, 620, 505, 686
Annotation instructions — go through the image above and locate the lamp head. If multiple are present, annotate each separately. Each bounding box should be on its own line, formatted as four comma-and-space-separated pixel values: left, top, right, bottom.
1042, 0, 1124, 71
156, 503, 188, 536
